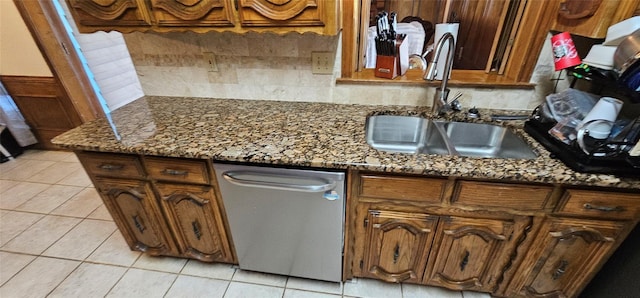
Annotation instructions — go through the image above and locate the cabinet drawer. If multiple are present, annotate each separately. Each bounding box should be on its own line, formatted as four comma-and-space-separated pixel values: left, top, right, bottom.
77, 151, 145, 178
358, 174, 445, 203
144, 157, 211, 185
452, 181, 553, 210
556, 189, 640, 220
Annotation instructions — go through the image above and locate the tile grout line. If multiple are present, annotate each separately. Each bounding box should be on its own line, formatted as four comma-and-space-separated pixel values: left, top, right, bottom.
0, 252, 38, 288
43, 257, 83, 298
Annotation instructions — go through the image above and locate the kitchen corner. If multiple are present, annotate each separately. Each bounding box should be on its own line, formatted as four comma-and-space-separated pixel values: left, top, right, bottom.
6, 0, 639, 297
51, 94, 640, 298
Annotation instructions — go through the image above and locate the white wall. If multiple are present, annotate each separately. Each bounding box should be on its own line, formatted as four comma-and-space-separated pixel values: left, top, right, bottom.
0, 1, 52, 76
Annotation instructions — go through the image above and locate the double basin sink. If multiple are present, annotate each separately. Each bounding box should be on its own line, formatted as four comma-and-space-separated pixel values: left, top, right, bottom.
365, 115, 537, 159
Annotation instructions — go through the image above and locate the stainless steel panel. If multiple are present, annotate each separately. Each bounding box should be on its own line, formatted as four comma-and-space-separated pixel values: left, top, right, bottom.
213, 163, 345, 282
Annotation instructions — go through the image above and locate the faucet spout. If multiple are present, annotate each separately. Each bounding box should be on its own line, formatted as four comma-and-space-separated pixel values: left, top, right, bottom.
424, 32, 456, 115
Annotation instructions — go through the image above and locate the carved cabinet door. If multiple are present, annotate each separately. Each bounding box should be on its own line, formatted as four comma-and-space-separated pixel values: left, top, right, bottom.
237, 0, 326, 27
516, 218, 626, 298
94, 177, 175, 255
424, 216, 526, 292
155, 183, 234, 263
66, 0, 150, 27
149, 0, 234, 26
358, 207, 438, 284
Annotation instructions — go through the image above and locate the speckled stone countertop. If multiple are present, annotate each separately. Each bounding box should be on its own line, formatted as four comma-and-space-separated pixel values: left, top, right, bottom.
52, 96, 640, 189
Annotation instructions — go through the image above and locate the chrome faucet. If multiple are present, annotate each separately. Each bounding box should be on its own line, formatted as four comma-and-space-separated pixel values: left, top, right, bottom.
424, 32, 460, 115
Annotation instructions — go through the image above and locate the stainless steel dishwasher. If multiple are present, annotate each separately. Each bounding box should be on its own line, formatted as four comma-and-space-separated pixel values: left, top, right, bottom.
213, 163, 345, 282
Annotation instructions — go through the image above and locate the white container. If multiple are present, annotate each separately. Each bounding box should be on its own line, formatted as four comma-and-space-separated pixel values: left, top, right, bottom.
603, 16, 640, 46
582, 44, 617, 70
579, 97, 623, 139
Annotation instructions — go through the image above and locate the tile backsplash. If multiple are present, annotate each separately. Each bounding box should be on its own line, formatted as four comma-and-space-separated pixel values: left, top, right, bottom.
123, 31, 561, 110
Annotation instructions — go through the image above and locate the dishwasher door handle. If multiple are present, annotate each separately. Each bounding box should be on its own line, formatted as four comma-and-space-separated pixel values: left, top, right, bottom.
222, 171, 336, 193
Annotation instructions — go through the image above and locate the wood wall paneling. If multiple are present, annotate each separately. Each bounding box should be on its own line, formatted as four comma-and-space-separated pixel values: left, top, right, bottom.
0, 76, 81, 149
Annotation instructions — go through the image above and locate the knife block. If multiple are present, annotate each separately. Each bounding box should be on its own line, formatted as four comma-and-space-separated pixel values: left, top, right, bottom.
374, 55, 398, 79
374, 39, 408, 79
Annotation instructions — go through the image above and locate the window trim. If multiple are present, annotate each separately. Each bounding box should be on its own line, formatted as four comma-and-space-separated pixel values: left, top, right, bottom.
339, 0, 557, 88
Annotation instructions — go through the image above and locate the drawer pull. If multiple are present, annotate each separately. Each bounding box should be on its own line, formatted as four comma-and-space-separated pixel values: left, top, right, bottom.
583, 203, 624, 212
393, 244, 400, 264
162, 169, 189, 176
99, 163, 124, 171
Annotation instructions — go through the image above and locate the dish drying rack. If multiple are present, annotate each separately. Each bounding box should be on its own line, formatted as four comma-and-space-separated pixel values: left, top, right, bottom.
524, 115, 640, 177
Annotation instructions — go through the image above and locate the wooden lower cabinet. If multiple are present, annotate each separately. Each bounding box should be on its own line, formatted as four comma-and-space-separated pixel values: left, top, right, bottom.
94, 177, 177, 256
425, 216, 530, 293
78, 152, 235, 263
156, 183, 234, 263
510, 217, 629, 298
354, 201, 530, 293
357, 206, 438, 283
349, 172, 640, 297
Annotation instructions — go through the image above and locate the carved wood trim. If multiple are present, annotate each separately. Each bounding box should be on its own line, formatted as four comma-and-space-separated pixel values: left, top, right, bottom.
152, 0, 224, 21
375, 220, 432, 235
108, 188, 145, 202
69, 0, 138, 20
558, 0, 602, 20
433, 272, 482, 289
369, 265, 415, 283
523, 285, 567, 298
549, 227, 615, 243
162, 192, 210, 206
494, 217, 534, 293
133, 240, 168, 255
444, 225, 507, 242
184, 247, 223, 262
240, 0, 317, 21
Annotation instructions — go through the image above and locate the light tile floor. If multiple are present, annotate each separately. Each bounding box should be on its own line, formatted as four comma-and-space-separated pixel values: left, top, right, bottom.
0, 150, 492, 298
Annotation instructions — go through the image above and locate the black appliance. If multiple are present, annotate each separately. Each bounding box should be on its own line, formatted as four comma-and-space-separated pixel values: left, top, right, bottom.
0, 127, 23, 163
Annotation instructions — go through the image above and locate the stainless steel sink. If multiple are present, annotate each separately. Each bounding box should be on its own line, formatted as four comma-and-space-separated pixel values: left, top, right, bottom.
365, 115, 537, 159
364, 115, 449, 155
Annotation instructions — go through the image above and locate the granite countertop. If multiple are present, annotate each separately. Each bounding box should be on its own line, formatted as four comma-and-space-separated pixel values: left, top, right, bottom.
52, 96, 640, 188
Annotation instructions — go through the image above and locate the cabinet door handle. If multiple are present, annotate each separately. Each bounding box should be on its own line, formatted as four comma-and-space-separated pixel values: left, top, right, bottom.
460, 250, 470, 272
552, 260, 569, 280
99, 163, 124, 171
162, 169, 188, 176
393, 244, 400, 264
132, 214, 146, 233
583, 203, 624, 212
192, 220, 202, 240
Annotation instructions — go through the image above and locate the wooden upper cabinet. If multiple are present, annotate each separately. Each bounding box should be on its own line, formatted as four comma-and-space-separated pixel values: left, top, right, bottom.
66, 0, 340, 34
238, 0, 325, 27
66, 0, 151, 28
549, 0, 640, 38
149, 0, 234, 27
